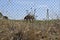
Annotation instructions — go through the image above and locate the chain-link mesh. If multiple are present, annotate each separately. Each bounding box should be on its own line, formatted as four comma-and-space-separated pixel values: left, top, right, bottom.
0, 0, 60, 20
0, 0, 60, 40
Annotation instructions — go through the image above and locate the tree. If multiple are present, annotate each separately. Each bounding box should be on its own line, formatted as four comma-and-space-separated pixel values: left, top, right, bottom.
3, 16, 8, 19
0, 12, 3, 18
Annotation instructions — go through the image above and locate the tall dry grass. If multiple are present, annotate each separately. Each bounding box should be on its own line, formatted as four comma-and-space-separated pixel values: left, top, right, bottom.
0, 19, 60, 40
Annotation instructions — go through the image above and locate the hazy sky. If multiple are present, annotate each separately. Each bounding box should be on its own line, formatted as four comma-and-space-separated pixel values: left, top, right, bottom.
0, 0, 60, 20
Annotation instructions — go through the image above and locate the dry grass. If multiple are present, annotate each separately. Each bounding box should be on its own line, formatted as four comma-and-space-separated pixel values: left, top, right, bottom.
0, 19, 60, 40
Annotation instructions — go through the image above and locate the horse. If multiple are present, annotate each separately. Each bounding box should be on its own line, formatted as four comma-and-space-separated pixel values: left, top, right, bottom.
24, 14, 35, 22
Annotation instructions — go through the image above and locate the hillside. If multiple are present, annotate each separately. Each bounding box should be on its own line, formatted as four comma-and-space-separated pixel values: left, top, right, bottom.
0, 19, 60, 40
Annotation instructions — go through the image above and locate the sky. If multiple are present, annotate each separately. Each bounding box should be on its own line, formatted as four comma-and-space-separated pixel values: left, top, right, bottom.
0, 0, 60, 20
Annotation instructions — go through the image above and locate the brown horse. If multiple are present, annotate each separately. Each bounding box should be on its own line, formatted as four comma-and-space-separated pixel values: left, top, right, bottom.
24, 14, 35, 22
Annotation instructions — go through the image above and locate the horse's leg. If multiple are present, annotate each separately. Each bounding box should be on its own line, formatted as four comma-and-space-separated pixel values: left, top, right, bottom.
29, 19, 31, 22
26, 19, 28, 23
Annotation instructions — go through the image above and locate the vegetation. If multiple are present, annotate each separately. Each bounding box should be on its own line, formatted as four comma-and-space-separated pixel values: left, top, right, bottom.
0, 19, 60, 40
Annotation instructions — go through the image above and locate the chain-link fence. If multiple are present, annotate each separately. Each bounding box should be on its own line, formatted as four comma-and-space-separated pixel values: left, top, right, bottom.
0, 0, 60, 40
0, 0, 60, 20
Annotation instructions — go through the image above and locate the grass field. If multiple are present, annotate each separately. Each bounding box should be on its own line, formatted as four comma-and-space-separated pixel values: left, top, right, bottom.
0, 19, 60, 40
